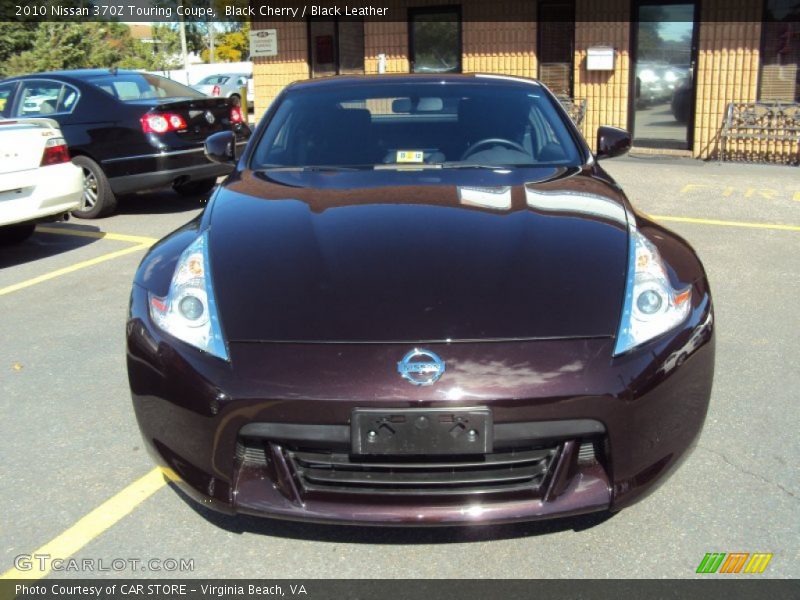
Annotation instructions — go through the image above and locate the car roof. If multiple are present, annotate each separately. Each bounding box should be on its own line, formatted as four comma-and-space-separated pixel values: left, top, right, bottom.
287, 73, 543, 92
3, 69, 165, 83
200, 73, 249, 77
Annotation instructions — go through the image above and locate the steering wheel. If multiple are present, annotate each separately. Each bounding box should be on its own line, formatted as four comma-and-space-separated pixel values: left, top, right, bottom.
461, 138, 527, 161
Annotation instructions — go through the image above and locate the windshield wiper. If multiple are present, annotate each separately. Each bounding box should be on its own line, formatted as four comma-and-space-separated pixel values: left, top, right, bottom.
257, 165, 365, 172
258, 163, 546, 173
436, 162, 519, 170
375, 162, 512, 171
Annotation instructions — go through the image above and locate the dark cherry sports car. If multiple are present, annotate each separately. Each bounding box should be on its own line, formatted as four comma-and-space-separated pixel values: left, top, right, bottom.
127, 74, 714, 525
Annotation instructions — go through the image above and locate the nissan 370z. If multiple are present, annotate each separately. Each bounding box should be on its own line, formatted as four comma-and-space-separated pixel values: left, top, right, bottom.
127, 75, 714, 525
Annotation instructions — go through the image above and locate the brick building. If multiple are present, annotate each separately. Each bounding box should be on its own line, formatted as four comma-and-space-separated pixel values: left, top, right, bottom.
251, 0, 799, 161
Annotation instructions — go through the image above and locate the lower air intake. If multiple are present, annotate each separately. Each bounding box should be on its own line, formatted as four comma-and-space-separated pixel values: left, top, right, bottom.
284, 446, 559, 497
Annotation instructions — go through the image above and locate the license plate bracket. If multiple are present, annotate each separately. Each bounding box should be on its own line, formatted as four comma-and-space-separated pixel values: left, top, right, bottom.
351, 407, 492, 455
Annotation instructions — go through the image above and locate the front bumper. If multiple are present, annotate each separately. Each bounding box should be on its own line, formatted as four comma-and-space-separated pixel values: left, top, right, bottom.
127, 281, 714, 525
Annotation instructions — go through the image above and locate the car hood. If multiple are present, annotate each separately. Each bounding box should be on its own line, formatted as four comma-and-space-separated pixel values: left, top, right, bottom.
209, 167, 630, 343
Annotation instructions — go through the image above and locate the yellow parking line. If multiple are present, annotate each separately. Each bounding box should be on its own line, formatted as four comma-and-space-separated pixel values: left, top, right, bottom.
0, 243, 151, 297
0, 468, 165, 580
36, 225, 158, 246
651, 215, 800, 232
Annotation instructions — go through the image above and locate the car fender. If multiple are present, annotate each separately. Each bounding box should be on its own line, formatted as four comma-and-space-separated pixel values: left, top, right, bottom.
133, 190, 220, 294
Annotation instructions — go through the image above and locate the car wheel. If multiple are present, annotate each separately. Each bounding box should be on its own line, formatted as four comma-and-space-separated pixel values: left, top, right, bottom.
0, 222, 36, 245
173, 178, 217, 197
71, 155, 117, 219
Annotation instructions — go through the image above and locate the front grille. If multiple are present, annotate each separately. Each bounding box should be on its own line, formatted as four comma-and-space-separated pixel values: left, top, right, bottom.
284, 446, 558, 497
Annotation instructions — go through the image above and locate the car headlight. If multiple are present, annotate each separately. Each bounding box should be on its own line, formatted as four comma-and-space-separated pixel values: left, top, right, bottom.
614, 227, 692, 356
148, 232, 229, 361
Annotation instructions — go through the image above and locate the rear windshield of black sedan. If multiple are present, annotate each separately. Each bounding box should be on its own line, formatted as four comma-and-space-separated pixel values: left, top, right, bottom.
251, 79, 582, 170
86, 72, 204, 102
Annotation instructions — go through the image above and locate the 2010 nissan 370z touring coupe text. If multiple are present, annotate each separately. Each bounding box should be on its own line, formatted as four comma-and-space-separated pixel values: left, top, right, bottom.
127, 74, 714, 525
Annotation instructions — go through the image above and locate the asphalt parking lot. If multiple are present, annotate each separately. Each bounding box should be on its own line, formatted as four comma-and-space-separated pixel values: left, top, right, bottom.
1, 156, 798, 580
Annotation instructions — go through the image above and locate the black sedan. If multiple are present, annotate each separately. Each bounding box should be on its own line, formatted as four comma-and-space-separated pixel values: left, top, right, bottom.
0, 69, 250, 218
127, 75, 714, 525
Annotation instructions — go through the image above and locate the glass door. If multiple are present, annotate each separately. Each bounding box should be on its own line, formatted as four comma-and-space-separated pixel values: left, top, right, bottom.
632, 2, 697, 148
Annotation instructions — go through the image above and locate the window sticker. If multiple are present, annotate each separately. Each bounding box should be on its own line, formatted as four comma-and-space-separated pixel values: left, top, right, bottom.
396, 150, 424, 163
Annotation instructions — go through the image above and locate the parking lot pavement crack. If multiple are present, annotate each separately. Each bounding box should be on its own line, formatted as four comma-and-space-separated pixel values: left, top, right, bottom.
697, 444, 797, 500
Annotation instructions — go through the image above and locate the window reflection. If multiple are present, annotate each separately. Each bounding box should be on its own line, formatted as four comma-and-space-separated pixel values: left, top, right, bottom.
524, 188, 627, 224
457, 186, 512, 210
634, 4, 696, 146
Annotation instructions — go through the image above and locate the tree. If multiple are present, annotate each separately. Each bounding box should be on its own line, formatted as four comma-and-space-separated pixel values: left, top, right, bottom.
201, 22, 250, 63
1, 23, 163, 76
150, 24, 185, 70
0, 0, 97, 76
0, 23, 38, 77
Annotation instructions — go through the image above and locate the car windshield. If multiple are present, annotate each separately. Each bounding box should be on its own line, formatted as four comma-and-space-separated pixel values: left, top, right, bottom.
86, 72, 204, 101
198, 75, 230, 85
251, 81, 582, 170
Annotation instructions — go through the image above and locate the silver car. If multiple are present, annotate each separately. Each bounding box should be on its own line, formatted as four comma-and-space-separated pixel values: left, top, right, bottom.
192, 73, 253, 109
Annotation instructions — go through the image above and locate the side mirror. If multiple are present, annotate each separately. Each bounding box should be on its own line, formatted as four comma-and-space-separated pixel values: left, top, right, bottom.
596, 126, 631, 160
204, 131, 236, 164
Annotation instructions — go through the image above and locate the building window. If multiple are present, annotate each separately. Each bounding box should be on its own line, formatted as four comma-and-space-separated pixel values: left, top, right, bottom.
308, 19, 365, 78
537, 1, 575, 97
759, 0, 799, 101
338, 20, 366, 74
409, 7, 462, 74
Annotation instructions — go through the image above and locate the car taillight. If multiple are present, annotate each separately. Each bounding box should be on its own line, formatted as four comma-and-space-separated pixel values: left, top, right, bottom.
40, 137, 70, 166
140, 113, 187, 134
230, 105, 243, 124
212, 85, 221, 96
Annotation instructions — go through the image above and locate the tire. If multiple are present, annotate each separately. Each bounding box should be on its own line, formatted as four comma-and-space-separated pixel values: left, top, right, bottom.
0, 222, 36, 245
173, 177, 217, 197
71, 155, 117, 219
